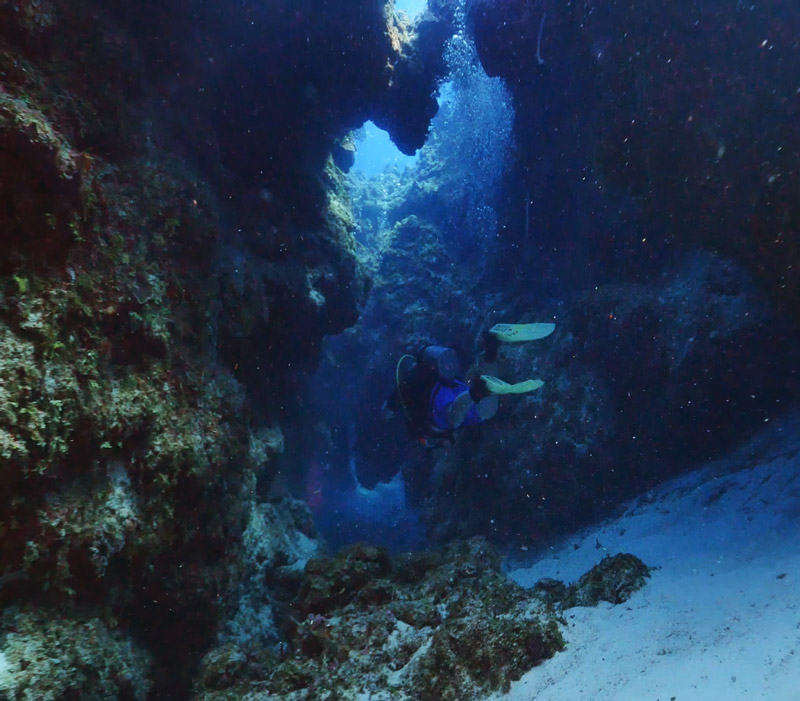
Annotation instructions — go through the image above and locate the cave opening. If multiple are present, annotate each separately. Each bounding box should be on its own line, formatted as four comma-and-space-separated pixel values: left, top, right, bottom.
304, 2, 516, 554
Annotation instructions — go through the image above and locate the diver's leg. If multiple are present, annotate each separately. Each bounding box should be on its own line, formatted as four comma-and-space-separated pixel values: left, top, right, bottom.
445, 390, 474, 429
475, 395, 499, 421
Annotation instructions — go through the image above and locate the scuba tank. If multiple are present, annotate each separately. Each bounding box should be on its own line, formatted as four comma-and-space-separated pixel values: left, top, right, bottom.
417, 345, 460, 380
393, 344, 462, 442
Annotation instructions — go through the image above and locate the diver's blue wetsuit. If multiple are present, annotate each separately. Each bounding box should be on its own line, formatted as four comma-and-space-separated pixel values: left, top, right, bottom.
386, 348, 494, 445
429, 380, 483, 431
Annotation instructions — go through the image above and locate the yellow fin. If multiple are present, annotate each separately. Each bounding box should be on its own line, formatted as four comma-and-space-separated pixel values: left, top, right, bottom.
481, 375, 545, 395
489, 322, 555, 342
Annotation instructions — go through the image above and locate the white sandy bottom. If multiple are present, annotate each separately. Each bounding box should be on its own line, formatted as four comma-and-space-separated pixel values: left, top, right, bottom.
496, 422, 800, 701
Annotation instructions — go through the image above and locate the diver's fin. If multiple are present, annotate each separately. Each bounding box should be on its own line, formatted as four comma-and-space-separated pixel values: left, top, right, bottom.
489, 322, 555, 342
481, 375, 545, 395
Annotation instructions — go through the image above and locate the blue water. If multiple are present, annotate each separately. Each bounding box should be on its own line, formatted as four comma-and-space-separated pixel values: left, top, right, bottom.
395, 0, 427, 18
311, 426, 427, 553
352, 121, 418, 176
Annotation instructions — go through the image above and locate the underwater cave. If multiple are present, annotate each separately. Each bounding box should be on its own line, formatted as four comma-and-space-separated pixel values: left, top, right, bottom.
0, 0, 799, 699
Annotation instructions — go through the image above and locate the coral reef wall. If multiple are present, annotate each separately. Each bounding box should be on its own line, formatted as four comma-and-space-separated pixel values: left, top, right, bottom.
0, 0, 452, 698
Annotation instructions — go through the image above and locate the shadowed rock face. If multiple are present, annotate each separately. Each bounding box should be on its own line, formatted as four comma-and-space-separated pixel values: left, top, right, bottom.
372, 8, 452, 154
0, 95, 82, 271
110, 0, 453, 193
467, 0, 800, 323
412, 251, 798, 545
105, 0, 455, 400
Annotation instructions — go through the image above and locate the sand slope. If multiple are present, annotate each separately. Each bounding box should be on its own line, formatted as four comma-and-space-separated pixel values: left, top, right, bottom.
499, 416, 800, 701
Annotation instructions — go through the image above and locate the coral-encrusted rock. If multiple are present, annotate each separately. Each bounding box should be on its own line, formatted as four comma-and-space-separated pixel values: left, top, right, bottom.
373, 6, 452, 155
299, 543, 392, 616
0, 94, 276, 701
563, 553, 652, 608
194, 538, 567, 701
194, 546, 654, 700
194, 642, 275, 694
0, 94, 81, 271
409, 613, 562, 700
220, 498, 321, 650
0, 609, 151, 700
0, 2, 392, 697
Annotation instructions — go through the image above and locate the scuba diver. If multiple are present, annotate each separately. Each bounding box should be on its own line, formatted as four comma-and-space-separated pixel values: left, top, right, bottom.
383, 322, 555, 448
